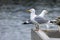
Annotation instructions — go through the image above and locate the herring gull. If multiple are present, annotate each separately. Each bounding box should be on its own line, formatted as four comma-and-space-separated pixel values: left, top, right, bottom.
28, 8, 50, 31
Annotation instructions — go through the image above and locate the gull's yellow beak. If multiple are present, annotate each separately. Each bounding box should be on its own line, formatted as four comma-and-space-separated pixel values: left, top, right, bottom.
26, 10, 30, 12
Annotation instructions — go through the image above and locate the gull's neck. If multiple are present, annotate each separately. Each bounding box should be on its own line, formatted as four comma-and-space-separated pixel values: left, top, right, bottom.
39, 12, 46, 17
30, 12, 36, 20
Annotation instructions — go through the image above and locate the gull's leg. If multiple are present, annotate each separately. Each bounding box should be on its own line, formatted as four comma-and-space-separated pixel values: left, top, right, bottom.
34, 24, 37, 28
34, 23, 37, 30
45, 24, 49, 31
36, 24, 39, 29
58, 26, 60, 32
34, 23, 39, 31
35, 24, 39, 31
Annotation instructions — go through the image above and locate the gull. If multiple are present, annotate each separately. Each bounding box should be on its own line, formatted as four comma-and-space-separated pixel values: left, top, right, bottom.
28, 8, 50, 31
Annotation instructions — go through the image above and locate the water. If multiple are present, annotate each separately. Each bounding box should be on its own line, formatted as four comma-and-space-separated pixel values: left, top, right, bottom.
0, 5, 60, 40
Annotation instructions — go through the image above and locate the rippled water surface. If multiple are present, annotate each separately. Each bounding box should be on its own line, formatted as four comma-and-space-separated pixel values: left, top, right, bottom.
0, 5, 60, 40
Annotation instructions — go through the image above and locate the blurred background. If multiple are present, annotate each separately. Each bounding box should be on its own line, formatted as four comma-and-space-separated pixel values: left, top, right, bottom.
0, 0, 60, 40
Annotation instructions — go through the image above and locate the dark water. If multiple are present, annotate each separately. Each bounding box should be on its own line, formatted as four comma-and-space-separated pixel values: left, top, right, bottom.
0, 5, 60, 40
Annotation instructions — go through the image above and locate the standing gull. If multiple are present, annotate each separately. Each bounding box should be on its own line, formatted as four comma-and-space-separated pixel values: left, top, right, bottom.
28, 8, 50, 31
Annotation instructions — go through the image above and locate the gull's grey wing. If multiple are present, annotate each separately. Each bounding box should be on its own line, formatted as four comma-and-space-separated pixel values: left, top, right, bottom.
35, 17, 49, 24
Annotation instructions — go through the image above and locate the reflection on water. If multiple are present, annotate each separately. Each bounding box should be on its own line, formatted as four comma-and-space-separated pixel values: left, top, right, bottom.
0, 5, 60, 40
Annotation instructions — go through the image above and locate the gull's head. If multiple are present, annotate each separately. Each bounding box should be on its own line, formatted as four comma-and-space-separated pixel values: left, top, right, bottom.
42, 10, 48, 14
28, 8, 35, 13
